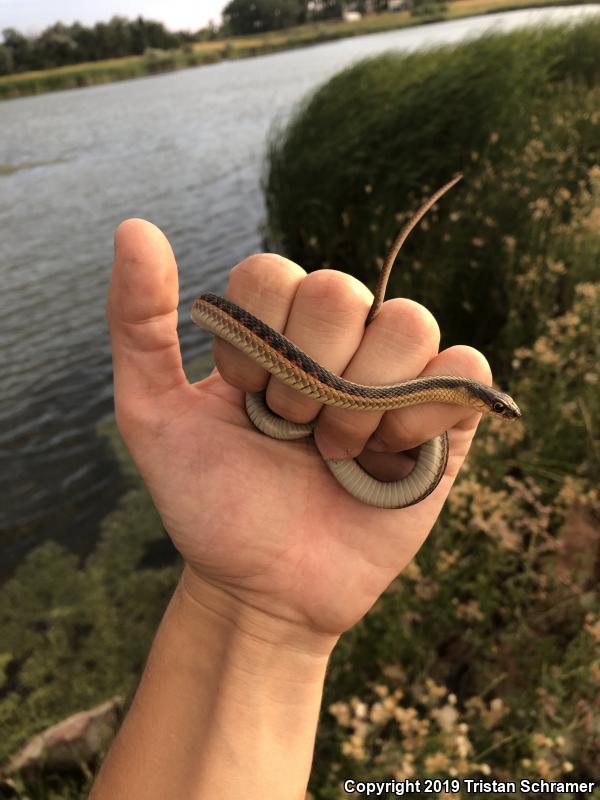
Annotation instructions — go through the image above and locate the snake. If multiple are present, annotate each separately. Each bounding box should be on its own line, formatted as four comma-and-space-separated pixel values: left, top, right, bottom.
191, 176, 521, 509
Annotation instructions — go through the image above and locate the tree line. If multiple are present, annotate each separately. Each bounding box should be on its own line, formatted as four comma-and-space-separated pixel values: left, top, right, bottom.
0, 16, 196, 75
222, 0, 338, 34
0, 2, 398, 75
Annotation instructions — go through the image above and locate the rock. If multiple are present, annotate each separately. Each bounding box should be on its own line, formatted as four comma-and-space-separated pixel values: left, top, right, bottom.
3, 696, 123, 776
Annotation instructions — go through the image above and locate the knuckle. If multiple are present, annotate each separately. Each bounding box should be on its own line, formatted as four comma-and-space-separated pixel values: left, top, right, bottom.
299, 269, 371, 313
443, 345, 493, 385
230, 253, 304, 300
378, 297, 441, 354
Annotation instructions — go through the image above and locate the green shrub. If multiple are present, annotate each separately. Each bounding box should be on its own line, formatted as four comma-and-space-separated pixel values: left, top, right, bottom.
411, 1, 448, 17
142, 47, 177, 73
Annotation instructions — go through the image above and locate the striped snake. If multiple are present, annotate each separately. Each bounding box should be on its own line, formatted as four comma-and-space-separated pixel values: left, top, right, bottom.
191, 176, 521, 508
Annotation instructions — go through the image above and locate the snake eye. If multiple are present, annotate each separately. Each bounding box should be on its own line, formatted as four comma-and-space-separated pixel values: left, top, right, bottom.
493, 401, 506, 413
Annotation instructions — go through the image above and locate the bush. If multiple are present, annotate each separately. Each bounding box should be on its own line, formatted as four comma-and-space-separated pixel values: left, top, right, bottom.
411, 1, 448, 17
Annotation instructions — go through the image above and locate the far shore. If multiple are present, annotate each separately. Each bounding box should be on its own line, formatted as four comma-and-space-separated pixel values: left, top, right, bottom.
0, 0, 594, 100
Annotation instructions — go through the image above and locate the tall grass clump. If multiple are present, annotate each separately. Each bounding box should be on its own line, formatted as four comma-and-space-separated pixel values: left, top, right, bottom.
265, 19, 600, 377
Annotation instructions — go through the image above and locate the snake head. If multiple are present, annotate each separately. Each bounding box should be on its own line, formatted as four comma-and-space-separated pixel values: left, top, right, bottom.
477, 385, 522, 420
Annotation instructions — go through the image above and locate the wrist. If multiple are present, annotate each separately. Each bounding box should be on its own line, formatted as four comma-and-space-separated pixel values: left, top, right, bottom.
174, 567, 332, 797
92, 566, 333, 800
180, 566, 337, 683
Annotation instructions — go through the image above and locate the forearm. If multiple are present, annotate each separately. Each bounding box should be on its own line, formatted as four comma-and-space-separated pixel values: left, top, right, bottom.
90, 566, 336, 800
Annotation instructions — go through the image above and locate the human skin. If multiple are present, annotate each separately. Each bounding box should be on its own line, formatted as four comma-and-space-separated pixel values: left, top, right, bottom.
91, 218, 491, 799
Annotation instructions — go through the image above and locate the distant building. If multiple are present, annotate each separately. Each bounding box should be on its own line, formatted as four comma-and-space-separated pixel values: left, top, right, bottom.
309, 0, 406, 20
348, 1, 407, 15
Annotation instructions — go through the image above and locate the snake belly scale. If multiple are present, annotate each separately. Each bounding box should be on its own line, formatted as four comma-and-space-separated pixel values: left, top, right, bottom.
191, 176, 521, 509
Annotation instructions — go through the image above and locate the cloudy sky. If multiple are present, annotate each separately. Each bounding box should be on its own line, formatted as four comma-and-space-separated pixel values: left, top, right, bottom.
0, 0, 225, 34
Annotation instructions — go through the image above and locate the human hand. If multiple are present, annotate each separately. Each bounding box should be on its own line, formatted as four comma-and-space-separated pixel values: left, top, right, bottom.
108, 219, 491, 642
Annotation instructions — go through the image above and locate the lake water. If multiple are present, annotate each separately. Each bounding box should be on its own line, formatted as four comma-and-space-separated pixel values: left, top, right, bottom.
2, 5, 599, 577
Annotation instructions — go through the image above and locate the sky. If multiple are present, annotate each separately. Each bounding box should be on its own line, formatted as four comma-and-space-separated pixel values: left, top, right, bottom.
0, 0, 225, 35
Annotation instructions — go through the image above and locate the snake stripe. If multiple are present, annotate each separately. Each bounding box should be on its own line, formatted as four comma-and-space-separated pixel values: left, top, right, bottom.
191, 293, 517, 415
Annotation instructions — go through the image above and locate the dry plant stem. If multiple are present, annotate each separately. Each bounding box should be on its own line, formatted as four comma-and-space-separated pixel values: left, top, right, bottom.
90, 569, 335, 800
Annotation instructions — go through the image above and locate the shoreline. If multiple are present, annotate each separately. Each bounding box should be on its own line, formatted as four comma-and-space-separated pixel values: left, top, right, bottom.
0, 0, 593, 101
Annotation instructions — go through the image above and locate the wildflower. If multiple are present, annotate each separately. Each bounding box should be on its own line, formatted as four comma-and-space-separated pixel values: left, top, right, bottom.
351, 698, 368, 719
585, 617, 600, 642
455, 734, 472, 760
482, 697, 508, 729
382, 664, 405, 682
424, 678, 447, 700
438, 549, 460, 573
535, 758, 552, 780
433, 704, 458, 732
425, 752, 450, 772
456, 600, 484, 622
329, 701, 351, 727
370, 701, 393, 724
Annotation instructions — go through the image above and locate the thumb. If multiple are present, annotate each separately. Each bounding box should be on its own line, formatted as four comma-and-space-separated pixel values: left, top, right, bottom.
107, 219, 186, 420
